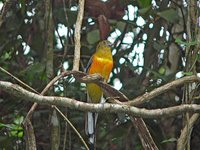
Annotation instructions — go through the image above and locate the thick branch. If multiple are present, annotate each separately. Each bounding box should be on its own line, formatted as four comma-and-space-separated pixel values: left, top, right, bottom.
1, 81, 200, 118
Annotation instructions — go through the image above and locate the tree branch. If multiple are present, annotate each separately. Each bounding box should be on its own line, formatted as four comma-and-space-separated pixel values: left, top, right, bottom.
128, 75, 200, 106
24, 118, 37, 150
177, 113, 199, 150
0, 0, 16, 27
73, 0, 85, 71
1, 80, 200, 118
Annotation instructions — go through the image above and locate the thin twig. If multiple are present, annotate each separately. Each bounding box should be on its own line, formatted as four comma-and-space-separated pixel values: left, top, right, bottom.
53, 106, 89, 150
0, 66, 38, 93
62, 0, 74, 45
62, 111, 68, 150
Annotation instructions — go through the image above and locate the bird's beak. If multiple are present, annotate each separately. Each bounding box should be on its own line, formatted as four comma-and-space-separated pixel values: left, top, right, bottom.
107, 41, 112, 47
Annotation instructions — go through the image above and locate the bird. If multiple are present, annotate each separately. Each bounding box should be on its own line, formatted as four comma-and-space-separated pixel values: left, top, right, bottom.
85, 40, 113, 149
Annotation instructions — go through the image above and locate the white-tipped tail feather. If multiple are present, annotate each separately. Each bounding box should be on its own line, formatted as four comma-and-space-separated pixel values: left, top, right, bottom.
86, 112, 98, 146
85, 95, 105, 149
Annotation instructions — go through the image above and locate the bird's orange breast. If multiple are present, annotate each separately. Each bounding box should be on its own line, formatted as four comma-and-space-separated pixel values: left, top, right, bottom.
88, 55, 113, 81
87, 55, 113, 103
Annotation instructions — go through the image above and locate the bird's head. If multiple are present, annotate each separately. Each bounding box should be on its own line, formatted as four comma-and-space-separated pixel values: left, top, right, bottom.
96, 40, 112, 53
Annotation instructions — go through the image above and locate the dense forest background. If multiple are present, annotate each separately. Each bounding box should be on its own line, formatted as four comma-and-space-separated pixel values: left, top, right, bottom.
0, 0, 200, 149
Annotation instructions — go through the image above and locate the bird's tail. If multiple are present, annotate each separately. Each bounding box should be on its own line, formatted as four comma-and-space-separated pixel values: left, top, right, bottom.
85, 111, 98, 150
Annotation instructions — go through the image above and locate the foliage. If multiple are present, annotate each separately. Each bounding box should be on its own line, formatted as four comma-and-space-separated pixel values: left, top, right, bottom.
0, 114, 24, 149
0, 0, 200, 149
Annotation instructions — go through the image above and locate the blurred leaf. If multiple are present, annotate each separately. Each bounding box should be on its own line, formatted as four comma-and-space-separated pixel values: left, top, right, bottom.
175, 38, 197, 47
158, 66, 165, 75
197, 54, 200, 61
157, 9, 178, 23
13, 116, 24, 125
0, 51, 12, 60
138, 6, 151, 15
98, 15, 110, 40
116, 21, 126, 32
4, 52, 12, 60
138, 0, 152, 8
10, 130, 18, 137
183, 72, 193, 76
17, 131, 24, 138
0, 123, 13, 129
20, 62, 46, 81
87, 29, 100, 44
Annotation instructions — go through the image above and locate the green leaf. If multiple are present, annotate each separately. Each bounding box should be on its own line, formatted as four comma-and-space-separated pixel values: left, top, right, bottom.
13, 116, 24, 125
157, 9, 178, 23
1, 52, 12, 60
183, 72, 193, 76
158, 66, 166, 75
10, 130, 18, 137
87, 29, 100, 45
175, 38, 197, 47
18, 131, 23, 138
0, 123, 13, 129
0, 123, 21, 130
4, 52, 12, 60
